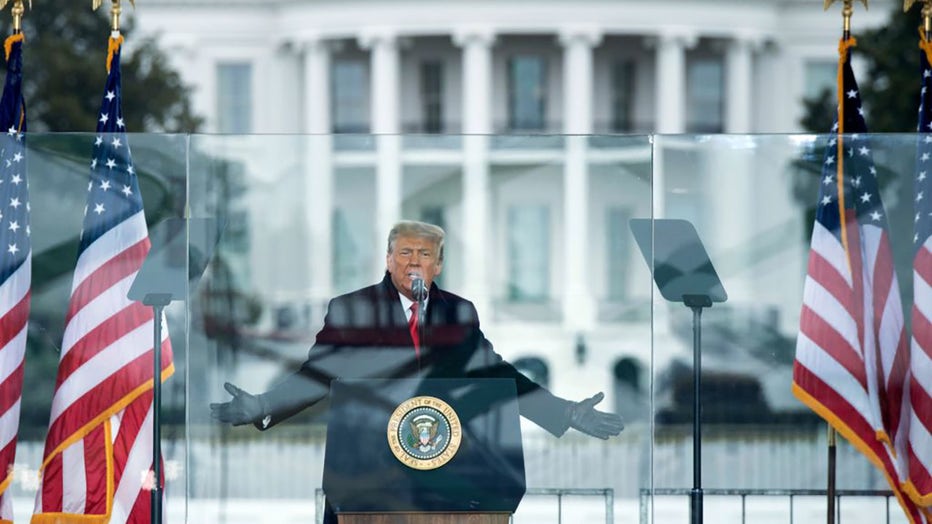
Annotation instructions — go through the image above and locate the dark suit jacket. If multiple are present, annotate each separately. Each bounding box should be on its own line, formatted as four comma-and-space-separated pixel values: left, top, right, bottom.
258, 272, 573, 436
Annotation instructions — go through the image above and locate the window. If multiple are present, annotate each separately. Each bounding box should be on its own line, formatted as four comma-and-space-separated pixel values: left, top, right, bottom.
508, 55, 547, 131
805, 60, 837, 100
420, 61, 444, 133
332, 209, 369, 292
606, 207, 632, 300
611, 60, 637, 132
332, 59, 369, 133
686, 57, 724, 133
420, 206, 445, 232
216, 63, 252, 133
507, 205, 549, 301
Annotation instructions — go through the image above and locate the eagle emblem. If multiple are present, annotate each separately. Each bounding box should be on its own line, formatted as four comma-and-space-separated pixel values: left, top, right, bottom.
388, 396, 462, 470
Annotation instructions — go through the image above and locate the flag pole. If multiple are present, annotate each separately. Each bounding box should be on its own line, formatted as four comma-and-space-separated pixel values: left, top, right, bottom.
10, 0, 23, 34
827, 425, 837, 524
0, 0, 30, 36
89, 5, 161, 524
821, 3, 866, 524
92, 0, 135, 35
905, 0, 932, 41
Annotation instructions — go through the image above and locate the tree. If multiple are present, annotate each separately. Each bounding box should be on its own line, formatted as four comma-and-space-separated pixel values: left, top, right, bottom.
801, 5, 923, 133
0, 2, 202, 132
795, 3, 920, 319
0, 3, 203, 437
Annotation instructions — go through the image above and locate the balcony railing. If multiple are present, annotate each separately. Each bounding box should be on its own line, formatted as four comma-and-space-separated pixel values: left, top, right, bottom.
639, 488, 898, 524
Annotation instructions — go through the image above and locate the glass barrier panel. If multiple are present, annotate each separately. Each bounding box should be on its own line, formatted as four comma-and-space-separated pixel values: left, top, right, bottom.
13, 132, 188, 522
649, 133, 920, 524
187, 133, 654, 523
11, 132, 923, 524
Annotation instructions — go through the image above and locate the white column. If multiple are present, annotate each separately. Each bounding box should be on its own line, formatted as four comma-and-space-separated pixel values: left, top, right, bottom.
454, 27, 495, 317
304, 38, 332, 135
561, 27, 600, 135
653, 29, 696, 134
360, 29, 402, 275
302, 38, 334, 304
725, 34, 756, 134
456, 28, 495, 136
560, 27, 601, 331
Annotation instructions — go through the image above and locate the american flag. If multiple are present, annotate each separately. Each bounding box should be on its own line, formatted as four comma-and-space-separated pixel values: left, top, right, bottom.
0, 33, 29, 524
903, 42, 932, 512
791, 39, 924, 522
32, 36, 173, 524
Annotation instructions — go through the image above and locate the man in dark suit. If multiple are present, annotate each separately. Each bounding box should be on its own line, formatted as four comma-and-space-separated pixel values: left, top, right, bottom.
211, 220, 624, 520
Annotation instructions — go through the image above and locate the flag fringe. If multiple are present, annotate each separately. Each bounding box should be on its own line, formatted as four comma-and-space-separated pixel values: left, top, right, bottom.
38, 362, 174, 474
0, 470, 11, 497
792, 382, 925, 524
903, 478, 932, 508
31, 419, 115, 524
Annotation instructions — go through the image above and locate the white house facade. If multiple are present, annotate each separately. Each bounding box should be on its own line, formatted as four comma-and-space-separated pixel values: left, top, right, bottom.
130, 0, 894, 423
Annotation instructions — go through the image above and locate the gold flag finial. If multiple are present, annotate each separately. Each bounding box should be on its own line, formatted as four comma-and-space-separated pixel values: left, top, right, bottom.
0, 0, 31, 34
824, 0, 869, 38
906, 0, 932, 39
824, 0, 868, 9
92, 0, 135, 33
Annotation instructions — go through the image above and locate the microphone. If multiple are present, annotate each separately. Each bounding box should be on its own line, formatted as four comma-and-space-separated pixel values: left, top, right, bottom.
410, 274, 428, 302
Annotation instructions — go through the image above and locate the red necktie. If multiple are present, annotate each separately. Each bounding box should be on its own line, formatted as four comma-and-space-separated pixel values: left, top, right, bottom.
408, 302, 420, 359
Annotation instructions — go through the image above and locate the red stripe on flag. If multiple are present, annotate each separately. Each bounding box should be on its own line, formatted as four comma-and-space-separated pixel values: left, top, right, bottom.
807, 250, 859, 319
0, 359, 23, 415
64, 239, 149, 325
40, 452, 62, 513
794, 364, 926, 523
126, 487, 154, 524
908, 443, 932, 504
83, 424, 109, 516
0, 292, 28, 350
112, 391, 159, 524
112, 390, 150, 491
43, 339, 172, 462
0, 439, 15, 484
884, 327, 909, 439
799, 305, 867, 388
55, 302, 153, 386
870, 230, 905, 441
794, 363, 874, 440
911, 379, 932, 439
844, 210, 866, 349
914, 309, 932, 361
916, 245, 932, 287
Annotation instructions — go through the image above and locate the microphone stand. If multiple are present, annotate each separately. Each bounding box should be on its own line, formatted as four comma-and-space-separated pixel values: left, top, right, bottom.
417, 291, 427, 361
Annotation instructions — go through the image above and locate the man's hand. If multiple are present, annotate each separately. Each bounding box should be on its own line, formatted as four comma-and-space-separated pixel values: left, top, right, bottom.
209, 382, 265, 426
569, 392, 625, 439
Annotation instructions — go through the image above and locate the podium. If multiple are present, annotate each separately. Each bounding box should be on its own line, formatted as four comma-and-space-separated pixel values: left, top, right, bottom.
338, 515, 506, 524
323, 378, 525, 523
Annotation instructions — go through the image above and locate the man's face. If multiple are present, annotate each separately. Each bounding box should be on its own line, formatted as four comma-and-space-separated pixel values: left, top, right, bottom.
386, 235, 443, 300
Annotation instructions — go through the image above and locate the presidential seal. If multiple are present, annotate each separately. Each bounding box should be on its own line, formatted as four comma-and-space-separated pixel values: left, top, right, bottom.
387, 396, 462, 470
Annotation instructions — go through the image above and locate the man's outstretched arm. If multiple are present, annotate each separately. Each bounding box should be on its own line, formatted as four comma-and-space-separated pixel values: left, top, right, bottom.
210, 382, 269, 428
567, 392, 625, 439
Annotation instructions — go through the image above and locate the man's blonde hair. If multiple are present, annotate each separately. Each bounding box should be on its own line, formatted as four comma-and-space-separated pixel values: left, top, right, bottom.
386, 220, 445, 262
